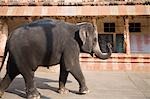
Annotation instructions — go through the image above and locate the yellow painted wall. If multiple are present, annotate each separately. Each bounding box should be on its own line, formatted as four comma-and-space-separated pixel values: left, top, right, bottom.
96, 16, 150, 34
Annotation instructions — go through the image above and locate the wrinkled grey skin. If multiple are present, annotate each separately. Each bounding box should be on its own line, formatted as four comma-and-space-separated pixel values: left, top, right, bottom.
0, 19, 112, 99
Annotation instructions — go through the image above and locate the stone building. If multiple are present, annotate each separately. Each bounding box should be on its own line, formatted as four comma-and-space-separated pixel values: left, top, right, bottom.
0, 0, 150, 71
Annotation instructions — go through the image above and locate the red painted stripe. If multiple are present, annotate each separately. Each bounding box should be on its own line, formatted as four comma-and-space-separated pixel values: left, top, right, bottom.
0, 5, 149, 16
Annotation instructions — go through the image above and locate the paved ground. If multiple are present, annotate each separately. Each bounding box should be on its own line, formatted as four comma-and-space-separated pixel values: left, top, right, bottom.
0, 67, 150, 99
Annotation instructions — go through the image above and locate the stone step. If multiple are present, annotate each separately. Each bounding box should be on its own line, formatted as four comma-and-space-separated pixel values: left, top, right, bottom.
80, 62, 150, 72
0, 53, 150, 72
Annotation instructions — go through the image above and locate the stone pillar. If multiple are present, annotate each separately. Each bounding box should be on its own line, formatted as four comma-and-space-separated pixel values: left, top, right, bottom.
92, 17, 98, 33
4, 0, 8, 3
123, 16, 130, 55
0, 19, 8, 56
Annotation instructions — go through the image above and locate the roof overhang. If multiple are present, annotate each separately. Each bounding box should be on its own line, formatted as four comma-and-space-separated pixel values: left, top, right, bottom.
0, 5, 149, 16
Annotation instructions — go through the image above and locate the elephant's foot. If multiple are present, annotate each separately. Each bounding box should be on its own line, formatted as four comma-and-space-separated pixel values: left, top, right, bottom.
79, 87, 90, 94
0, 91, 4, 98
26, 89, 41, 99
58, 88, 69, 94
27, 94, 40, 99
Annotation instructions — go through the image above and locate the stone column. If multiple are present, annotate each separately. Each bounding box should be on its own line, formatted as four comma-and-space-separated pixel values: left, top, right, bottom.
92, 17, 98, 33
123, 16, 130, 55
0, 19, 8, 56
4, 0, 8, 3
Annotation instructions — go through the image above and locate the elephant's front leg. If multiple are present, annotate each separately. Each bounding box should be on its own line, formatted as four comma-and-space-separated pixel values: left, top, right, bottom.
58, 60, 69, 94
69, 63, 89, 94
63, 44, 89, 94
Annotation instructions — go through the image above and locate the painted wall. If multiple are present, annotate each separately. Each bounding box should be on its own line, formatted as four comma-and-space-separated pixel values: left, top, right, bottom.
129, 16, 150, 53
130, 34, 150, 53
96, 16, 124, 34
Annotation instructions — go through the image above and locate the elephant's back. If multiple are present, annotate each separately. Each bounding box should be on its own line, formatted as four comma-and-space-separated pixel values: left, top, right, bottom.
29, 18, 63, 27
8, 19, 67, 66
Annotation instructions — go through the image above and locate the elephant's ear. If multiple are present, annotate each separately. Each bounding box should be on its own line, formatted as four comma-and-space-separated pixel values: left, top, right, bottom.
79, 28, 87, 45
77, 22, 89, 45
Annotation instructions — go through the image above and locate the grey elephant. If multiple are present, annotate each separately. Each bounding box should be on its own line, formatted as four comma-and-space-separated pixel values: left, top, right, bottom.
0, 19, 112, 99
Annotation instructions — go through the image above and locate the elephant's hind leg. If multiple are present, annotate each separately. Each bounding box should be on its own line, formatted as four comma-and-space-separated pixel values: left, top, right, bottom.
19, 66, 40, 99
0, 56, 20, 98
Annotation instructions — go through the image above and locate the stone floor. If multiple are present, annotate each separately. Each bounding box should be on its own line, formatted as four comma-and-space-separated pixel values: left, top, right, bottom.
0, 67, 150, 99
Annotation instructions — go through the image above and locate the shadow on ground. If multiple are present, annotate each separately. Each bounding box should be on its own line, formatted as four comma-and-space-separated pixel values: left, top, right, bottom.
5, 77, 72, 99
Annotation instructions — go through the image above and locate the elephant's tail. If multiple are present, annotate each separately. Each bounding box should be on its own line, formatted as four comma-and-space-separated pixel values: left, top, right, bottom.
0, 42, 8, 72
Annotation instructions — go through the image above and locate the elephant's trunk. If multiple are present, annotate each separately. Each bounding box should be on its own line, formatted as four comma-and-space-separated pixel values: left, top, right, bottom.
93, 41, 112, 60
